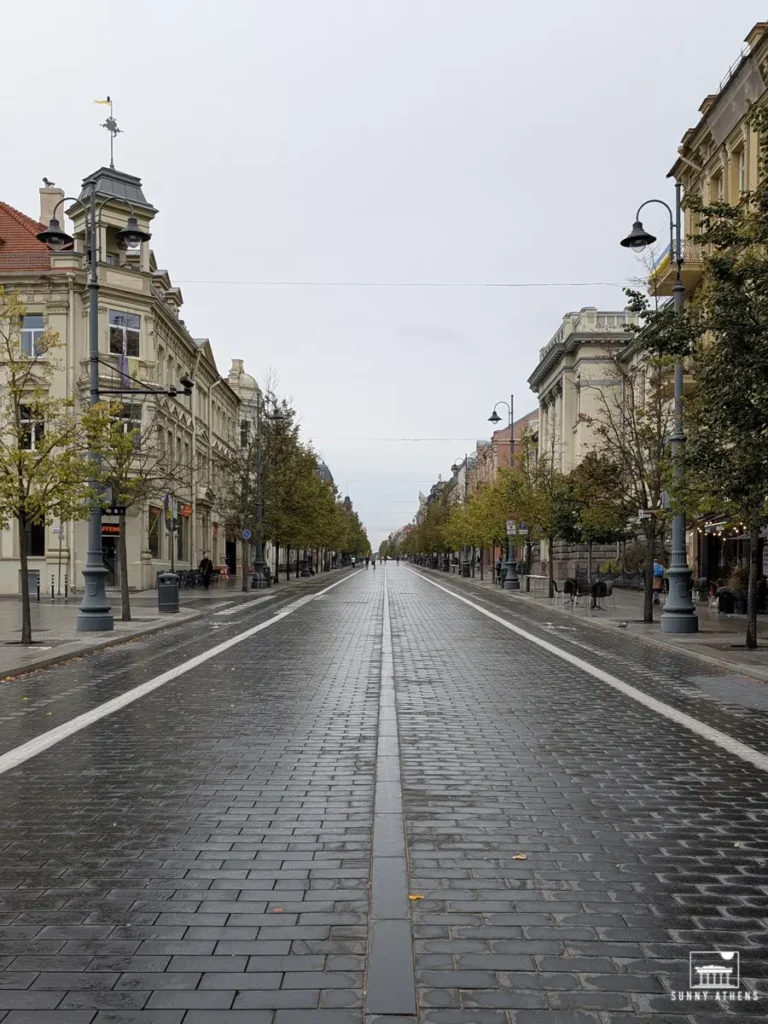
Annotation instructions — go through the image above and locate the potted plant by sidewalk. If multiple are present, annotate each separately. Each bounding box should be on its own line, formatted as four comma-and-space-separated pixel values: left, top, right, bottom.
729, 563, 749, 615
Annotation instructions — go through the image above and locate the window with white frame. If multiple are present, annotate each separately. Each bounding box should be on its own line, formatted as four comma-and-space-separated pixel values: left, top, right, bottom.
109, 310, 140, 357
19, 405, 44, 450
20, 315, 45, 357
738, 147, 746, 193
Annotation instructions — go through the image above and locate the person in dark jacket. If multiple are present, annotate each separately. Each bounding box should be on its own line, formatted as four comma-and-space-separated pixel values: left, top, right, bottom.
199, 551, 213, 590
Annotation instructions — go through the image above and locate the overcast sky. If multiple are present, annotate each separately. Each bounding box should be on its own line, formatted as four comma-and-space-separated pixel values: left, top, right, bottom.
3, 1, 765, 546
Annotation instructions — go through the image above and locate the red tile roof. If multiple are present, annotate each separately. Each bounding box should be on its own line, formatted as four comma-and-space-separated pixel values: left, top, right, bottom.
0, 201, 50, 271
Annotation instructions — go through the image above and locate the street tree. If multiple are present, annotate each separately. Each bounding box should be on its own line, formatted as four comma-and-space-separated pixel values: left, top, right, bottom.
95, 396, 184, 621
677, 104, 768, 648
579, 331, 676, 622
0, 290, 108, 643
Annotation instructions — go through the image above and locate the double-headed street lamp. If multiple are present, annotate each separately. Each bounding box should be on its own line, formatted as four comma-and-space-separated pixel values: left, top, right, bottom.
38, 192, 193, 631
488, 394, 519, 590
619, 182, 698, 634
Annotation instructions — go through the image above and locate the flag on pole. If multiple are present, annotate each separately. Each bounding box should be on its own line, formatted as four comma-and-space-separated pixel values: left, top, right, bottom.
94, 97, 112, 105
118, 351, 130, 387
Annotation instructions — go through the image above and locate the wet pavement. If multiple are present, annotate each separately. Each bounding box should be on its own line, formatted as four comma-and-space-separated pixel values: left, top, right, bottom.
0, 565, 766, 1022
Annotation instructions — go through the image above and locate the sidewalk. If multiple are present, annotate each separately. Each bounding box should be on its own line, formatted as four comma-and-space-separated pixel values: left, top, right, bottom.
0, 571, 341, 680
430, 566, 768, 682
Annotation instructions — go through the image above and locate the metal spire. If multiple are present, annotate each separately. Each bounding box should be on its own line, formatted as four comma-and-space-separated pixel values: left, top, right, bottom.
99, 97, 123, 169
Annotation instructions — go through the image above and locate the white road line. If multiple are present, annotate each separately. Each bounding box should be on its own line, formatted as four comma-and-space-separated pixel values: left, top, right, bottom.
409, 569, 768, 775
0, 571, 361, 778
213, 594, 277, 615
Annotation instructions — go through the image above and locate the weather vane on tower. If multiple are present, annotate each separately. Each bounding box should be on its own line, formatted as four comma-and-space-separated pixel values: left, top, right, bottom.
94, 96, 122, 169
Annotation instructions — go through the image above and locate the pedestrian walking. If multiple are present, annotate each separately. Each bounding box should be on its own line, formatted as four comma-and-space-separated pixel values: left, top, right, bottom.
199, 551, 213, 590
372, 554, 376, 570
396, 555, 400, 566
653, 559, 664, 605
495, 556, 502, 585
365, 555, 370, 569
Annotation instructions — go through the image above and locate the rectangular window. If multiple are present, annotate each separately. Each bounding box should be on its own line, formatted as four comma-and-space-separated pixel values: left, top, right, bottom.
28, 522, 45, 557
109, 310, 140, 357
240, 420, 250, 448
122, 404, 142, 434
148, 506, 161, 558
20, 315, 45, 357
20, 405, 44, 450
738, 148, 746, 193
711, 174, 723, 201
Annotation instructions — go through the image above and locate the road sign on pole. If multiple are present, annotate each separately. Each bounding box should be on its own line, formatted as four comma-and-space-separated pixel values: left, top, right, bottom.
517, 523, 529, 537
242, 529, 252, 541
506, 519, 515, 535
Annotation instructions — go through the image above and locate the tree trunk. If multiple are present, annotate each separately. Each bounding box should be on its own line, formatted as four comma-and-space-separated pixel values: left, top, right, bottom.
242, 540, 249, 592
479, 547, 483, 581
119, 514, 131, 622
547, 534, 555, 598
587, 541, 593, 582
746, 526, 760, 650
643, 537, 655, 624
274, 541, 280, 584
18, 513, 32, 645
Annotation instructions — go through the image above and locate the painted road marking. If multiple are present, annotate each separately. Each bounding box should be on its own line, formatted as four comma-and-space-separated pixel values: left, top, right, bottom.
410, 569, 768, 775
0, 571, 361, 777
213, 594, 277, 615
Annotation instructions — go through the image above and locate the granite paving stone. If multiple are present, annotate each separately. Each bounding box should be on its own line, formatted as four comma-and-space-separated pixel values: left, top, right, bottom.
1, 566, 768, 1022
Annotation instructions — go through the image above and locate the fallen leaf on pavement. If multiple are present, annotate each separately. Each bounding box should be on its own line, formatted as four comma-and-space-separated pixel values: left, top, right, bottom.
512, 853, 527, 860
408, 894, 424, 900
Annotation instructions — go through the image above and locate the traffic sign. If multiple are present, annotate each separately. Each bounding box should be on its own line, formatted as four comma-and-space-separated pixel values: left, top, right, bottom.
506, 519, 515, 535
517, 523, 529, 537
242, 529, 252, 541
105, 505, 127, 516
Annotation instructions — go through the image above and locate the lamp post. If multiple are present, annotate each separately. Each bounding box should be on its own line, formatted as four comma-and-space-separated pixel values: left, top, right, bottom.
620, 183, 698, 633
488, 394, 519, 590
38, 196, 193, 631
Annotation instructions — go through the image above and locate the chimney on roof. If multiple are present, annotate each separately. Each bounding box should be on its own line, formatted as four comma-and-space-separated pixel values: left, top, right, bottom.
39, 185, 64, 228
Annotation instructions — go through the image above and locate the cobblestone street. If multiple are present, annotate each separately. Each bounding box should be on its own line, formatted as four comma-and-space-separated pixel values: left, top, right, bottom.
0, 565, 767, 1023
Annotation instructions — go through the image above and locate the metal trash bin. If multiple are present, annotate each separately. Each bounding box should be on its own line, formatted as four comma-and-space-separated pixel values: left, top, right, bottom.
461, 560, 471, 577
157, 571, 179, 613
250, 571, 265, 590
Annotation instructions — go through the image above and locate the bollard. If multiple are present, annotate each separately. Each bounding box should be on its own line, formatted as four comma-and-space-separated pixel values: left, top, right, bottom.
64, 575, 68, 600
51, 575, 55, 602
157, 571, 180, 613
36, 576, 40, 602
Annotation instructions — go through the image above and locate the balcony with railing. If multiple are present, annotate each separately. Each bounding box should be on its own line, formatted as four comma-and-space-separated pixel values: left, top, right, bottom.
650, 239, 706, 297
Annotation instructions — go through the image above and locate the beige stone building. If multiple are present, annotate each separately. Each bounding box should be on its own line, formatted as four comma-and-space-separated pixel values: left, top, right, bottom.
656, 22, 768, 304
528, 307, 638, 473
0, 167, 241, 595
527, 307, 639, 577
654, 21, 768, 581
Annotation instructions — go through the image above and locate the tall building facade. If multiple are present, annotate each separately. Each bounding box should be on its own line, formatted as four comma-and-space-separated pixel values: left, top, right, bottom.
0, 168, 241, 595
